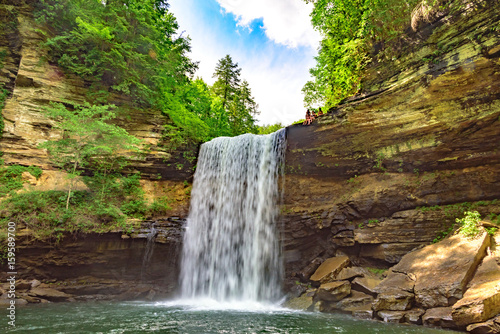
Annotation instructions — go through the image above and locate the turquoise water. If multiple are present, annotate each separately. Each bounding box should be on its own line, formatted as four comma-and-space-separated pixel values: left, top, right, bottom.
2, 301, 456, 334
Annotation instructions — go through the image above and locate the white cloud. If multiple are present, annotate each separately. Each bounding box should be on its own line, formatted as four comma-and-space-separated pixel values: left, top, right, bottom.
169, 0, 319, 126
216, 0, 320, 49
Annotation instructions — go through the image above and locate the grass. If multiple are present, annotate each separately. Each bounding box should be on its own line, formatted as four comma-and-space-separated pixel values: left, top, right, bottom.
0, 170, 176, 262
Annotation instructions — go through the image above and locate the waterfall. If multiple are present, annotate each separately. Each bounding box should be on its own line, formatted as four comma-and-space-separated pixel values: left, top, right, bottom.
180, 129, 286, 302
141, 222, 157, 281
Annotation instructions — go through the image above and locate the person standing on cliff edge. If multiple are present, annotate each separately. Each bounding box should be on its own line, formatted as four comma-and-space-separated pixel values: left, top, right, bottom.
303, 109, 312, 125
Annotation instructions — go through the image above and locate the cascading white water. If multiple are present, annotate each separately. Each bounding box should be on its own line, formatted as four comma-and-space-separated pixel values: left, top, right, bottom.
180, 129, 286, 303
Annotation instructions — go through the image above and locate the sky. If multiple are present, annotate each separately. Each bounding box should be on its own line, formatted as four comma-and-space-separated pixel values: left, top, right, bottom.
168, 0, 321, 126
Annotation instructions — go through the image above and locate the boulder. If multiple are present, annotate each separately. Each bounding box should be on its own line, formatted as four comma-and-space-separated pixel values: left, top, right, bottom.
288, 284, 308, 299
16, 280, 32, 291
404, 308, 425, 325
372, 289, 414, 311
335, 291, 374, 311
452, 254, 500, 326
310, 256, 350, 283
297, 258, 323, 281
390, 232, 490, 308
373, 271, 414, 294
466, 315, 500, 334
422, 307, 457, 329
352, 276, 382, 296
335, 267, 369, 281
351, 305, 374, 320
284, 294, 314, 311
372, 271, 415, 311
22, 295, 42, 303
16, 298, 28, 306
29, 287, 74, 302
377, 310, 406, 323
316, 281, 351, 302
30, 279, 41, 288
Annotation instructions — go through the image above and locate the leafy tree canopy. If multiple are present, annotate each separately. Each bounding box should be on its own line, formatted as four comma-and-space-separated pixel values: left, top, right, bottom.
212, 55, 259, 136
34, 0, 260, 148
302, 0, 450, 109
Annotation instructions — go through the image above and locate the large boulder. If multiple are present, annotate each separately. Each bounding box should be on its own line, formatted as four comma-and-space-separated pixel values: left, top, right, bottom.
310, 256, 350, 284
28, 287, 74, 302
284, 294, 314, 311
316, 281, 351, 302
335, 290, 373, 311
372, 289, 414, 311
377, 310, 406, 323
422, 307, 458, 329
352, 276, 382, 296
372, 271, 415, 311
335, 267, 369, 281
452, 253, 500, 326
390, 232, 490, 308
466, 315, 500, 334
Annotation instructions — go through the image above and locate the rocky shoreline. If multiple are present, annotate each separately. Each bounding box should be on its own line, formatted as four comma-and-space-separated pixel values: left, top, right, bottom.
286, 227, 500, 333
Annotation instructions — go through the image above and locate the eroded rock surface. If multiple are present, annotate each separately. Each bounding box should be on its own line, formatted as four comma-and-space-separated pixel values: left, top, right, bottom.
281, 1, 500, 290
393, 232, 490, 308
452, 253, 500, 326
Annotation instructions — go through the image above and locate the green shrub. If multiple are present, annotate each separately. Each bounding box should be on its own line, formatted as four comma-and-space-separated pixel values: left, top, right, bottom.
0, 164, 43, 196
457, 211, 482, 239
147, 196, 172, 216
120, 199, 147, 217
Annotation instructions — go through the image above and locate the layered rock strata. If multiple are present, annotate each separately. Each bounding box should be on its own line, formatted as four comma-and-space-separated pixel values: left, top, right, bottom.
0, 218, 185, 303
282, 1, 500, 291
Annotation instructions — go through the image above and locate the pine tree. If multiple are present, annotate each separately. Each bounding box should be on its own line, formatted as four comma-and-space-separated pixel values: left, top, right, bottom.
212, 55, 258, 135
212, 55, 241, 110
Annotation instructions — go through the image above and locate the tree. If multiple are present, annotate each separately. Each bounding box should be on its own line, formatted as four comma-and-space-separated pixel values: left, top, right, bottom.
212, 55, 241, 110
257, 123, 284, 135
229, 80, 259, 135
302, 0, 424, 109
212, 55, 259, 136
39, 102, 142, 210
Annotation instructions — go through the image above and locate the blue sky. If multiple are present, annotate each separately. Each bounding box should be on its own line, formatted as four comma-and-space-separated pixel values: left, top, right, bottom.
169, 0, 320, 126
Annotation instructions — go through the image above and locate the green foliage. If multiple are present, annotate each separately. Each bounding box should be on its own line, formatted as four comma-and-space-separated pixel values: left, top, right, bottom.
374, 153, 386, 172
302, 0, 446, 108
211, 55, 259, 136
486, 227, 498, 236
257, 123, 284, 135
418, 200, 500, 242
39, 102, 142, 209
0, 164, 43, 197
366, 267, 388, 277
148, 196, 173, 216
34, 1, 260, 147
456, 210, 482, 239
292, 119, 306, 126
0, 172, 174, 243
35, 0, 195, 106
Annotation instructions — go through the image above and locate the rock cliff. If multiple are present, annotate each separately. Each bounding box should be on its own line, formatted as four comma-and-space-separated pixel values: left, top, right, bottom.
1, 1, 500, 331
0, 0, 194, 213
282, 1, 500, 288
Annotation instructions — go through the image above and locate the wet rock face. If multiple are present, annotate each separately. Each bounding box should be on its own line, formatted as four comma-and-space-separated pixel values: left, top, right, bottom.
282, 1, 500, 285
0, 220, 185, 302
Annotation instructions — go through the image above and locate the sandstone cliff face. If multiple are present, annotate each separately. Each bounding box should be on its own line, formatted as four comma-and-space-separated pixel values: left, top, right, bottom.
1, 1, 500, 319
0, 0, 194, 217
282, 2, 500, 288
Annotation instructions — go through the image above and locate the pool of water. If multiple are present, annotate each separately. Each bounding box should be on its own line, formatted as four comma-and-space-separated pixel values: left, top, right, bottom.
1, 300, 457, 334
